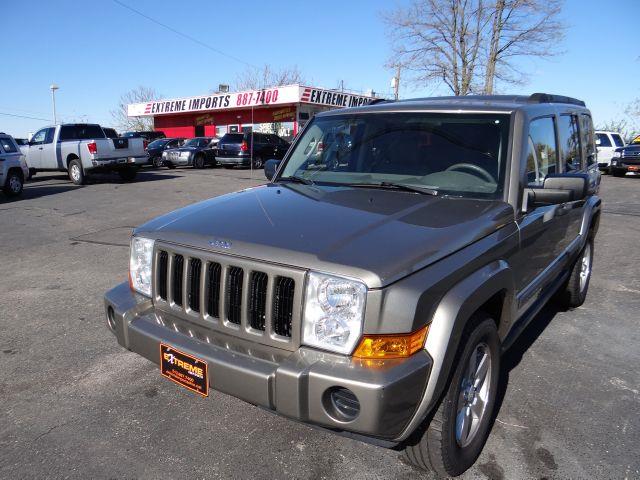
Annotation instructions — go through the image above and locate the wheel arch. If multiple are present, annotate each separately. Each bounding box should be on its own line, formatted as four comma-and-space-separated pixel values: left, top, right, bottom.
7, 166, 25, 180
66, 153, 80, 168
395, 260, 516, 441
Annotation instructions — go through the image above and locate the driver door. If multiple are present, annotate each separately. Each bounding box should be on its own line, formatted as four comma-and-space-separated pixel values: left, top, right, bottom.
27, 128, 48, 168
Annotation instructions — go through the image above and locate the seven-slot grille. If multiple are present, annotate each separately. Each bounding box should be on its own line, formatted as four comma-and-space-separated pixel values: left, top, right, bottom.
154, 246, 301, 349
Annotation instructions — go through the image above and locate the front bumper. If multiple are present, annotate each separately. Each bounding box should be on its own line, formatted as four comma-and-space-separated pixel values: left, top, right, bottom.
104, 282, 431, 441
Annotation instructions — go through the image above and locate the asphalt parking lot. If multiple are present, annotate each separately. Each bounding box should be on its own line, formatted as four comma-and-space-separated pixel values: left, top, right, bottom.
1, 168, 639, 479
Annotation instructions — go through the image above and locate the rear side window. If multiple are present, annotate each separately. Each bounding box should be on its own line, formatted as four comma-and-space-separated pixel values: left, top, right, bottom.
558, 115, 582, 171
596, 133, 612, 147
580, 115, 596, 166
0, 137, 18, 153
611, 134, 624, 147
59, 125, 106, 141
526, 117, 558, 184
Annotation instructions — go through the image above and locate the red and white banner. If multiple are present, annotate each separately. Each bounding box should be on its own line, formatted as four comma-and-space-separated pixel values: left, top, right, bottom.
127, 85, 375, 117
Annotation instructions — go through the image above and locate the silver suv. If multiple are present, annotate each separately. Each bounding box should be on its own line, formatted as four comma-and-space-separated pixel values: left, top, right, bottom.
105, 93, 601, 477
0, 133, 28, 197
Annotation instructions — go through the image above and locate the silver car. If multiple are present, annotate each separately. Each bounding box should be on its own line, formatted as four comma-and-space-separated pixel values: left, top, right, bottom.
0, 133, 29, 197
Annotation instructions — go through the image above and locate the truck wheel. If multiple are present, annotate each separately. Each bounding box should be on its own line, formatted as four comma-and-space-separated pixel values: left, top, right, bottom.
252, 156, 264, 169
68, 159, 85, 185
194, 154, 205, 169
557, 238, 593, 309
3, 169, 24, 197
118, 168, 138, 182
403, 315, 500, 477
28, 168, 37, 180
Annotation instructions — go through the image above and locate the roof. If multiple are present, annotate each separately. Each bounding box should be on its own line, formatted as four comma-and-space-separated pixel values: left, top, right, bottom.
318, 93, 587, 116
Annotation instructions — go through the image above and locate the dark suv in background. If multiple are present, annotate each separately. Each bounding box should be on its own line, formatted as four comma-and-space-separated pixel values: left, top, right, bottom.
216, 132, 290, 169
146, 138, 185, 168
161, 137, 218, 169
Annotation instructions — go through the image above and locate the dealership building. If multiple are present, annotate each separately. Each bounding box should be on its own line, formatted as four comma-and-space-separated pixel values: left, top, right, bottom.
127, 84, 377, 139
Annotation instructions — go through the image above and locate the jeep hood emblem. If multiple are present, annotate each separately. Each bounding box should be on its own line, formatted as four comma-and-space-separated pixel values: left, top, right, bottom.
209, 238, 232, 249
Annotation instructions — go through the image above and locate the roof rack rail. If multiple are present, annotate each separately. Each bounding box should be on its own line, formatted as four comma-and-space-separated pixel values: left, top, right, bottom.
528, 93, 585, 107
368, 98, 392, 105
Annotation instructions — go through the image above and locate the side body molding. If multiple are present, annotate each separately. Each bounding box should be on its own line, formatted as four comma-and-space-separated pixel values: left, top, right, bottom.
396, 260, 515, 441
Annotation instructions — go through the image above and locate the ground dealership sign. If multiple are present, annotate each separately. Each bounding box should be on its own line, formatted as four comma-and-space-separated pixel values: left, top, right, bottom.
127, 84, 376, 117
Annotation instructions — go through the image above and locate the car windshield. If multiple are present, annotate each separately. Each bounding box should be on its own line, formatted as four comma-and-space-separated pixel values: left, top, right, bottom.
279, 113, 511, 198
148, 139, 169, 149
184, 138, 208, 147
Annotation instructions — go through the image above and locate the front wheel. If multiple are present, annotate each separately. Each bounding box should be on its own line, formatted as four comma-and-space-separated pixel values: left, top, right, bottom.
194, 154, 205, 169
251, 156, 264, 169
68, 159, 85, 185
3, 170, 24, 197
152, 156, 164, 168
403, 315, 500, 477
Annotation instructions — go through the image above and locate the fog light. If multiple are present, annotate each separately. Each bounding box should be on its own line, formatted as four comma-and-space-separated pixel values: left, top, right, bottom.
323, 387, 360, 422
107, 306, 116, 331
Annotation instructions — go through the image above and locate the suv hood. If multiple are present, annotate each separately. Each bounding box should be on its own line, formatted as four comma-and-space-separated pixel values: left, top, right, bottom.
136, 184, 515, 288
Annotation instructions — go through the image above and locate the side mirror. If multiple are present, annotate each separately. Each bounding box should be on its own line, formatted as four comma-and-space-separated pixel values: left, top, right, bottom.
524, 173, 588, 211
264, 159, 280, 180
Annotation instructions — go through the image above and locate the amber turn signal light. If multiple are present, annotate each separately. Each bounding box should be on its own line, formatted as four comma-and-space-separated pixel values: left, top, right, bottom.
353, 325, 429, 359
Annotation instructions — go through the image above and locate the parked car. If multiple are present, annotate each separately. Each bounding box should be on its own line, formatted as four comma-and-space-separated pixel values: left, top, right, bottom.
610, 142, 640, 177
595, 130, 625, 173
103, 128, 119, 139
146, 138, 185, 168
14, 138, 29, 146
23, 123, 147, 185
161, 137, 217, 169
121, 131, 166, 143
105, 93, 600, 478
216, 132, 290, 169
0, 133, 29, 197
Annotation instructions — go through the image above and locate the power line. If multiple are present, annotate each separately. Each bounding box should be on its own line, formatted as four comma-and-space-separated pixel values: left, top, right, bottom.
112, 0, 258, 69
0, 112, 50, 122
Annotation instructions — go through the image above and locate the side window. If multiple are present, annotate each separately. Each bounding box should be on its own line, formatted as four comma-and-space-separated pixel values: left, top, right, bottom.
44, 127, 55, 144
0, 137, 18, 153
527, 117, 558, 184
596, 133, 612, 147
558, 114, 582, 171
611, 134, 624, 147
580, 115, 596, 166
59, 125, 77, 141
31, 128, 48, 145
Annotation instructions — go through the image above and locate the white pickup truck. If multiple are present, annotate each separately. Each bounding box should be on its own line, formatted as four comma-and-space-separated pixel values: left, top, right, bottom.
24, 123, 147, 184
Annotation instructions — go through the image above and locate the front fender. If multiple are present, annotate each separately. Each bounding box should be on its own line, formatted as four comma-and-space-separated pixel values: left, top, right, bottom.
395, 260, 516, 441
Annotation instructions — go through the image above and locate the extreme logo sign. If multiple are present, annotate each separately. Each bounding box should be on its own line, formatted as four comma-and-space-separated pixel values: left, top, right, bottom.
160, 344, 209, 396
300, 87, 374, 108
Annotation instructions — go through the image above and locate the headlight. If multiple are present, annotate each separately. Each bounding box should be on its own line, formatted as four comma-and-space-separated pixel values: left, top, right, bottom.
129, 236, 154, 296
302, 272, 367, 354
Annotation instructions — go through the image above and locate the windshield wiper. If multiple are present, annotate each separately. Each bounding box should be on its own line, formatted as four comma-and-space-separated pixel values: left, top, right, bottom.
349, 182, 438, 196
278, 175, 315, 186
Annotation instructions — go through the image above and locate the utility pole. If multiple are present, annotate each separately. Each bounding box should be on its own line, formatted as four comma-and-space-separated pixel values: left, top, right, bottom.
392, 65, 401, 100
50, 84, 59, 124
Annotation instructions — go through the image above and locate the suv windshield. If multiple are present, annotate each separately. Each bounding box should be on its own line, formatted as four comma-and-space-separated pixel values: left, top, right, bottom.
279, 113, 511, 198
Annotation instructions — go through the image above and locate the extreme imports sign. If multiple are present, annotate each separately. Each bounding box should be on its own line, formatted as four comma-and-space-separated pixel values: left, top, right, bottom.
127, 85, 376, 117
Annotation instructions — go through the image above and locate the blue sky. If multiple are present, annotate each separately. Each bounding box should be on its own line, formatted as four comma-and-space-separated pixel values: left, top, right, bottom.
3, 0, 639, 137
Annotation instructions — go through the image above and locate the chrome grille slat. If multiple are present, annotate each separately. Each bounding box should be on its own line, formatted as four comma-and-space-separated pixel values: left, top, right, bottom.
154, 243, 304, 351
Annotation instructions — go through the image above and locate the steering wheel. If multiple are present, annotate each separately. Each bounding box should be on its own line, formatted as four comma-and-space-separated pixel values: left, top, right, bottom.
445, 163, 494, 183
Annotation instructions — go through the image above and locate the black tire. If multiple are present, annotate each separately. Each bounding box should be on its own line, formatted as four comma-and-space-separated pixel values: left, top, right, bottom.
28, 168, 36, 180
118, 168, 138, 182
251, 156, 264, 169
403, 315, 500, 477
557, 238, 593, 309
152, 156, 164, 168
612, 168, 626, 177
68, 158, 85, 185
3, 169, 24, 197
194, 154, 205, 169
223, 165, 235, 169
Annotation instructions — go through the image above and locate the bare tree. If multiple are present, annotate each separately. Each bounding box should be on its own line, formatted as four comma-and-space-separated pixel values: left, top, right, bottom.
384, 0, 565, 96
111, 86, 159, 131
483, 0, 564, 93
234, 65, 305, 91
